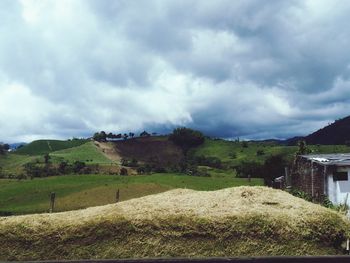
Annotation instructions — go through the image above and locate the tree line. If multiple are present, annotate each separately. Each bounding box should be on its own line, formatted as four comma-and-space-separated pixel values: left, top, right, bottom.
93, 131, 151, 142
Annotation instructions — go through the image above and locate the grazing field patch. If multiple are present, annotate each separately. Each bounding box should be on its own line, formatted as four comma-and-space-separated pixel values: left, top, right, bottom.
15, 139, 88, 155
50, 141, 113, 164
0, 174, 264, 215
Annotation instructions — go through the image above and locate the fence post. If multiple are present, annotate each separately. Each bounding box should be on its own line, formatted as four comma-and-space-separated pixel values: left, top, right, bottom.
116, 189, 120, 203
49, 192, 56, 213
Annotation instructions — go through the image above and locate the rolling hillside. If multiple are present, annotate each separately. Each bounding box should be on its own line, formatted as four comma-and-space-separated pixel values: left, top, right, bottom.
15, 139, 88, 155
190, 138, 350, 166
50, 141, 113, 164
304, 115, 350, 145
0, 187, 348, 260
0, 141, 111, 175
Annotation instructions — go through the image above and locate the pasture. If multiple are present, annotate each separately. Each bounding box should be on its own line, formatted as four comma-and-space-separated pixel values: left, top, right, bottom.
0, 173, 263, 215
191, 138, 350, 166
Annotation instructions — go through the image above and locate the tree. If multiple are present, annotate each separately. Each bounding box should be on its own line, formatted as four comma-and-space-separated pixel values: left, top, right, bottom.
93, 131, 107, 142
140, 131, 150, 137
168, 127, 205, 154
123, 133, 129, 140
72, 161, 86, 173
129, 132, 134, 138
120, 167, 128, 176
58, 161, 69, 174
296, 140, 311, 155
44, 153, 51, 164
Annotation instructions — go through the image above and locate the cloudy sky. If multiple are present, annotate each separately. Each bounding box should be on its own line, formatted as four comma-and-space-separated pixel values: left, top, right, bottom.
1, 0, 350, 142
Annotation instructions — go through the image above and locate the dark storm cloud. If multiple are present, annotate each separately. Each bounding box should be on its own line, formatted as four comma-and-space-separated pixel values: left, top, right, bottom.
1, 0, 350, 142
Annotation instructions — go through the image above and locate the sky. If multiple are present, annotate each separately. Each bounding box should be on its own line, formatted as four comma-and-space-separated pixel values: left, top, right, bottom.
1, 0, 350, 143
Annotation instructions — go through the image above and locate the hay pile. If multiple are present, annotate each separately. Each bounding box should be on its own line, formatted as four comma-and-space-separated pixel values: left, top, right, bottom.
0, 186, 349, 260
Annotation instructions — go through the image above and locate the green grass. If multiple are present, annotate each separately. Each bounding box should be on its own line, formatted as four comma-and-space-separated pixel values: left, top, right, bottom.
0, 173, 263, 214
50, 141, 113, 164
0, 142, 112, 176
191, 138, 350, 166
15, 139, 88, 155
0, 154, 36, 174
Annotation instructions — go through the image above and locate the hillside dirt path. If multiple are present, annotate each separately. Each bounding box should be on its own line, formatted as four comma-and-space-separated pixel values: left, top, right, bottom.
94, 141, 122, 164
47, 141, 52, 151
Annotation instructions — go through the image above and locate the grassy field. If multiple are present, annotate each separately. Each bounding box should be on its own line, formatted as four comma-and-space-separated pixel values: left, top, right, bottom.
191, 138, 350, 166
1, 186, 348, 260
0, 141, 113, 175
50, 141, 113, 164
0, 153, 37, 175
15, 139, 88, 155
0, 173, 263, 215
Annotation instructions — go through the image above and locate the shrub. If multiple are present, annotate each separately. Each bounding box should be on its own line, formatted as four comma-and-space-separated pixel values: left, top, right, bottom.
72, 161, 86, 173
290, 188, 312, 202
129, 158, 138, 167
58, 161, 69, 174
235, 161, 262, 178
256, 149, 265, 156
137, 167, 145, 174
229, 152, 237, 159
120, 167, 128, 176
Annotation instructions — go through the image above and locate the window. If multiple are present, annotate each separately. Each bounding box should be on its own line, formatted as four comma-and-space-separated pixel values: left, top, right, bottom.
333, 172, 348, 181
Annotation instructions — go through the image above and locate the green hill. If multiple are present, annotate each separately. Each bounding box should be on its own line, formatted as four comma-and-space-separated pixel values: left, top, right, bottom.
304, 115, 350, 145
190, 138, 350, 166
50, 141, 112, 164
15, 139, 88, 155
0, 186, 348, 260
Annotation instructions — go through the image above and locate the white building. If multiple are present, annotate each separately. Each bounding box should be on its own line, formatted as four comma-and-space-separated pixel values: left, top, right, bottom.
293, 153, 350, 207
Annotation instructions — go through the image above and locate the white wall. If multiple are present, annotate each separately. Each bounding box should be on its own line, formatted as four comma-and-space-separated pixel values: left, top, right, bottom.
327, 168, 350, 206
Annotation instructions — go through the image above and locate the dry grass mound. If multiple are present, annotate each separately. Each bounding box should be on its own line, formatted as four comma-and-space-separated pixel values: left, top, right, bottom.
0, 186, 349, 260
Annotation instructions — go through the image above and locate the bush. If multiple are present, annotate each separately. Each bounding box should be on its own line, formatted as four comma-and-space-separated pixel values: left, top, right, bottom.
256, 149, 265, 156
137, 166, 146, 174
58, 161, 69, 174
242, 141, 248, 148
290, 188, 312, 202
235, 161, 262, 178
120, 167, 128, 176
72, 161, 86, 173
229, 152, 237, 159
16, 174, 27, 180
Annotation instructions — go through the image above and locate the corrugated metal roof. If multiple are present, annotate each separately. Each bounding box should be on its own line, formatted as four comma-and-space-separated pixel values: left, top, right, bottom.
300, 153, 350, 166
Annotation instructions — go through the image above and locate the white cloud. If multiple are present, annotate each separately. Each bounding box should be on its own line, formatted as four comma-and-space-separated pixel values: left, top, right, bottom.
1, 0, 350, 142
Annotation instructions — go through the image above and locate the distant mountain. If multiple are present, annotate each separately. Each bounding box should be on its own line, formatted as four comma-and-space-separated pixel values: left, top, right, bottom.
9, 142, 27, 150
288, 115, 350, 145
284, 136, 304, 146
